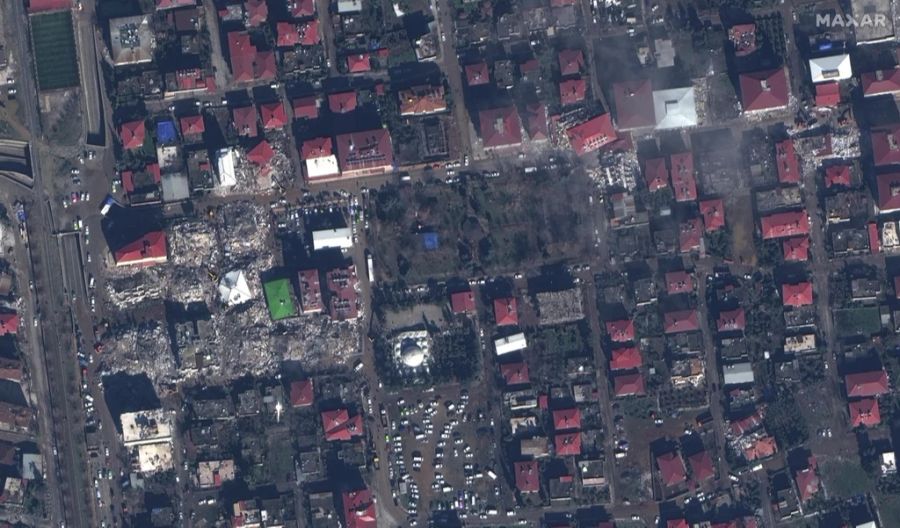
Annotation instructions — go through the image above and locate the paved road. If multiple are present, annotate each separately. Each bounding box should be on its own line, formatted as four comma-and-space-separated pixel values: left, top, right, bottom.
74, 0, 104, 145
433, 0, 473, 159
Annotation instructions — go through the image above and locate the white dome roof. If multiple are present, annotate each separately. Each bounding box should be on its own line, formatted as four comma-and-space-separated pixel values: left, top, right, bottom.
401, 342, 425, 368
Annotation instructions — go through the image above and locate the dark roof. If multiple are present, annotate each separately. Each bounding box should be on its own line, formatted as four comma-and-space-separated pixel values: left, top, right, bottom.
559, 78, 586, 106
644, 157, 669, 191
613, 372, 645, 396
558, 49, 584, 76
663, 310, 699, 334
612, 79, 655, 129
522, 102, 548, 141
334, 129, 394, 176
862, 67, 900, 96
670, 152, 697, 201
500, 361, 529, 385
876, 172, 900, 211
739, 68, 788, 112
717, 308, 746, 332
825, 164, 852, 188
679, 218, 703, 253
465, 62, 489, 85
289, 379, 314, 407
688, 450, 715, 482
775, 139, 799, 183
554, 432, 581, 456
657, 451, 686, 487
665, 271, 692, 294
514, 460, 540, 492
292, 96, 318, 119
871, 126, 900, 166
845, 370, 889, 398
699, 199, 725, 231
232, 106, 258, 137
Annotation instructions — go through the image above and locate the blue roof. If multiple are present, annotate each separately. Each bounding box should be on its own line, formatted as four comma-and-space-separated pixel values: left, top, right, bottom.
156, 120, 177, 144
422, 232, 439, 250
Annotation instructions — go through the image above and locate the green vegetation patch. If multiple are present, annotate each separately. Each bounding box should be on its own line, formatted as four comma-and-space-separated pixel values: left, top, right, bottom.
263, 278, 297, 321
819, 458, 874, 498
30, 12, 79, 91
834, 306, 881, 338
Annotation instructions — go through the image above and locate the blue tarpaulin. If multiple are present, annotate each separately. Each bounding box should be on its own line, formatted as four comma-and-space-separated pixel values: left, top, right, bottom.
156, 120, 177, 144
422, 232, 438, 250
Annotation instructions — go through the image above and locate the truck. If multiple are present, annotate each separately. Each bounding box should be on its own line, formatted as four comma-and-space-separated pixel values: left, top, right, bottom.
99, 195, 118, 216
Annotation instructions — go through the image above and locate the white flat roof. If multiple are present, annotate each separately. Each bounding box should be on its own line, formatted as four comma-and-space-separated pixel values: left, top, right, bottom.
723, 362, 754, 386
306, 155, 340, 180
312, 227, 353, 250
809, 54, 852, 83
494, 333, 527, 355
121, 409, 175, 446
137, 442, 174, 473
215, 148, 237, 187
653, 87, 698, 129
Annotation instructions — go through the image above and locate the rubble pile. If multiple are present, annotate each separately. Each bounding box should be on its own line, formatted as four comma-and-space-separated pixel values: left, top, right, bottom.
169, 220, 219, 267
216, 201, 273, 266
280, 317, 360, 367
99, 321, 176, 384
536, 288, 585, 325
106, 270, 165, 308
165, 266, 210, 305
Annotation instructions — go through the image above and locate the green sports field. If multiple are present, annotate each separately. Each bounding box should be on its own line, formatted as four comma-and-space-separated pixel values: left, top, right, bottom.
30, 11, 79, 91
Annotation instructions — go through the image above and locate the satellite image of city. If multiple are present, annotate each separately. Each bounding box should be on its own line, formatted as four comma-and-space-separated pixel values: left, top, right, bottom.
3, 0, 900, 527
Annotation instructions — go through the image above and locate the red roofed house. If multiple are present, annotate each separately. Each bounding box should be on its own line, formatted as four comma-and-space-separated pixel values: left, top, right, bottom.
666, 270, 693, 294
465, 62, 489, 86
301, 137, 339, 180
259, 101, 287, 129
26, 0, 71, 13
816, 81, 841, 107
794, 458, 820, 502
334, 129, 394, 178
566, 114, 617, 156
321, 408, 363, 441
244, 0, 268, 26
689, 450, 715, 482
744, 435, 777, 461
555, 432, 581, 456
398, 85, 447, 116
479, 106, 522, 150
328, 91, 357, 113
656, 451, 687, 487
553, 408, 581, 431
227, 31, 275, 82
668, 520, 690, 528
514, 460, 540, 492
494, 298, 518, 326
606, 319, 634, 342
289, 379, 314, 407
610, 346, 642, 370
862, 67, 900, 97
114, 231, 168, 267
699, 199, 725, 231
247, 140, 275, 167
775, 139, 799, 184
871, 126, 900, 166
292, 96, 319, 120
664, 310, 700, 334
729, 23, 756, 56
232, 106, 258, 137
450, 291, 476, 314
0, 314, 18, 336
522, 102, 548, 142
558, 49, 584, 76
291, 0, 315, 16
849, 398, 880, 427
781, 282, 813, 307
298, 20, 319, 45
845, 370, 890, 398
679, 218, 703, 253
614, 372, 646, 397
717, 308, 746, 332
276, 21, 301, 47
559, 78, 586, 106
644, 157, 669, 191
783, 236, 810, 262
341, 489, 376, 528
760, 210, 809, 239
179, 115, 205, 137
500, 361, 529, 385
876, 172, 900, 213
613, 79, 655, 130
825, 164, 852, 188
670, 152, 697, 202
347, 53, 371, 73
739, 67, 788, 113
871, 222, 881, 255
120, 120, 145, 150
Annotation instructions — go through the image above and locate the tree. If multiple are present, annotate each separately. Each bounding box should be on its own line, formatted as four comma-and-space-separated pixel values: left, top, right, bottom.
764, 386, 808, 448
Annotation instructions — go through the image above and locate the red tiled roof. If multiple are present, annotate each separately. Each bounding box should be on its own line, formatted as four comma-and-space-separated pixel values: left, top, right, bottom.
872, 126, 900, 166
782, 236, 810, 262
613, 372, 645, 397
334, 129, 394, 176
247, 140, 275, 167
347, 53, 371, 73
450, 291, 475, 314
657, 451, 686, 487
321, 408, 363, 441
494, 297, 518, 326
299, 20, 319, 45
849, 398, 880, 427
775, 139, 799, 184
667, 520, 689, 528
120, 120, 145, 150
613, 79, 655, 129
610, 346, 642, 370
114, 231, 167, 266
825, 164, 852, 188
740, 68, 788, 112
519, 59, 539, 76
689, 450, 715, 481
292, 96, 318, 119
289, 379, 314, 407
699, 199, 725, 231
559, 78, 586, 105
644, 157, 669, 191
664, 310, 699, 334
558, 49, 584, 76
665, 271, 692, 294
232, 106, 258, 137
500, 361, 529, 385
552, 408, 581, 431
244, 0, 268, 26
27, 0, 71, 13
227, 31, 275, 82
173, 68, 214, 93
729, 23, 756, 56
398, 85, 446, 116
465, 62, 489, 86
744, 435, 777, 461
0, 314, 18, 336
670, 152, 697, 201
794, 462, 820, 502
479, 106, 522, 149
328, 91, 357, 113
815, 81, 841, 107
555, 432, 581, 455
514, 460, 539, 492
845, 370, 889, 398
301, 137, 333, 160
870, 222, 881, 255
679, 218, 703, 253
717, 308, 746, 332
276, 22, 300, 47
877, 172, 900, 211
342, 489, 376, 528
259, 101, 287, 129
566, 114, 617, 156
291, 0, 315, 16
761, 210, 809, 239
522, 102, 548, 141
179, 115, 204, 136
781, 282, 812, 307
862, 68, 900, 97
606, 319, 634, 342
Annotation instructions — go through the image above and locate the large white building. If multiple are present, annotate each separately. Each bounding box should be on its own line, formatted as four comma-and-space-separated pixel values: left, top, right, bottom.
809, 54, 852, 83
392, 330, 432, 371
494, 333, 527, 356
120, 409, 176, 474
652, 87, 698, 129
312, 227, 353, 251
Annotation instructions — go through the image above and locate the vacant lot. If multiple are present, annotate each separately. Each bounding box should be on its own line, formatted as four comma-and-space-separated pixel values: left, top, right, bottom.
834, 307, 882, 338
31, 11, 79, 90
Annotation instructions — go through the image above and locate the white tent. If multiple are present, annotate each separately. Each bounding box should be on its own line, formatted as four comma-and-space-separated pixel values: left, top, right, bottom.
215, 148, 237, 188
218, 270, 253, 306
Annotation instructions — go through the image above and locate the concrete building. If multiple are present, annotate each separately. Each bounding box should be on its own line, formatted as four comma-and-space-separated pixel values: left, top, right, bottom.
312, 227, 353, 251
109, 15, 154, 66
